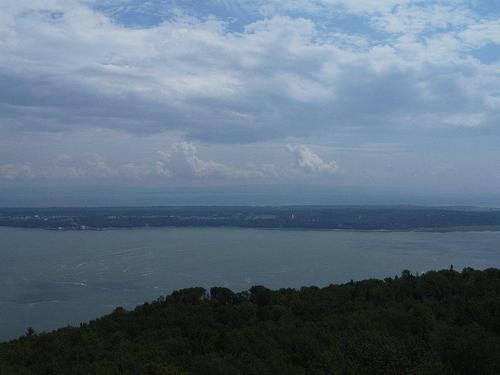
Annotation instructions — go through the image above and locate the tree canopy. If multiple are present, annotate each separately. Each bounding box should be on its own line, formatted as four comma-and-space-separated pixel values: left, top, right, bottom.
2, 268, 500, 374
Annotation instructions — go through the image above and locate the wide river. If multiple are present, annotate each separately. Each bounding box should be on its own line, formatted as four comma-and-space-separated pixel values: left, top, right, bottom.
1, 226, 500, 341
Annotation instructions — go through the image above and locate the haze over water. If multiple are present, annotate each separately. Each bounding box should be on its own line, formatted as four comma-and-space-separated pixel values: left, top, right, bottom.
1, 226, 500, 341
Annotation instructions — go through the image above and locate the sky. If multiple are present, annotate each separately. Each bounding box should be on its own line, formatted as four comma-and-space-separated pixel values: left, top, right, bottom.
0, 0, 500, 202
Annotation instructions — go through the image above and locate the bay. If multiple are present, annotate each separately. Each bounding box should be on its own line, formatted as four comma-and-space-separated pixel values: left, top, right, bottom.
1, 226, 499, 341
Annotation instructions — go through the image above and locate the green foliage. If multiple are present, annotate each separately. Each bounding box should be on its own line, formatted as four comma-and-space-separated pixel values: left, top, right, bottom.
2, 268, 500, 374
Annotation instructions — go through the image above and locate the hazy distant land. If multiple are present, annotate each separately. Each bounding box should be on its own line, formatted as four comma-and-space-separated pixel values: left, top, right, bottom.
2, 206, 500, 232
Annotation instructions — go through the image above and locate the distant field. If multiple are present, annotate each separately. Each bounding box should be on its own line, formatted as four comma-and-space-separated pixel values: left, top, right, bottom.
2, 206, 500, 231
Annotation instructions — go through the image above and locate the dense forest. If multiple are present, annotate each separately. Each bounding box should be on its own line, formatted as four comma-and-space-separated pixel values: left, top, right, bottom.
3, 206, 500, 231
1, 268, 500, 374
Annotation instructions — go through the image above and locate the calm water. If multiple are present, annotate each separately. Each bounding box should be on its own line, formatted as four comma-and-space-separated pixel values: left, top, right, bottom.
1, 227, 500, 341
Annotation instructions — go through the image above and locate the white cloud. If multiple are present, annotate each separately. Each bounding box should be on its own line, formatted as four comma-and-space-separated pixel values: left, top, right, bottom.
0, 0, 498, 144
257, 0, 411, 16
0, 142, 342, 180
0, 163, 35, 180
459, 19, 500, 48
158, 142, 266, 179
0, 153, 116, 179
119, 161, 172, 179
0, 0, 499, 188
0, 143, 270, 180
287, 144, 337, 174
371, 4, 473, 35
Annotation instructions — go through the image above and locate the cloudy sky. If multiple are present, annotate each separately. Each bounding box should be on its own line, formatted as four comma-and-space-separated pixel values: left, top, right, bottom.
1, 0, 499, 196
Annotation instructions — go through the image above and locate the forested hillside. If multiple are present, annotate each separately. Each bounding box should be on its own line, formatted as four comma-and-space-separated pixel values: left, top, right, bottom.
2, 268, 500, 374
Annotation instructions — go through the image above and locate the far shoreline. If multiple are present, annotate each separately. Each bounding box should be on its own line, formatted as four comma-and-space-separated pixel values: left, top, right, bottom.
2, 224, 500, 233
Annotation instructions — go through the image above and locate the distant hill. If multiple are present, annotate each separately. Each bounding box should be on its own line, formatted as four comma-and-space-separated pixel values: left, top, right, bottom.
2, 268, 500, 374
